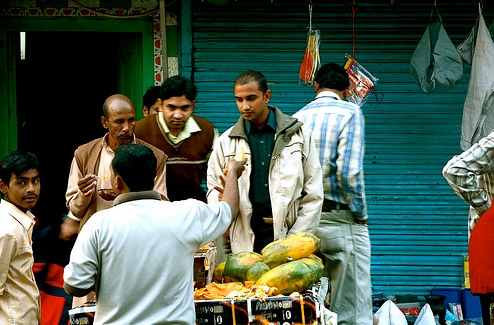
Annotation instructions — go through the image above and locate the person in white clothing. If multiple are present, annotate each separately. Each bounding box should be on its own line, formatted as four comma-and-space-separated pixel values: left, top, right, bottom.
63, 143, 245, 324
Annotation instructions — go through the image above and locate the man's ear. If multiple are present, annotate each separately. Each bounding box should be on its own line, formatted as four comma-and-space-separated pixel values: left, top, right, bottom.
101, 116, 108, 129
314, 81, 320, 93
191, 100, 197, 113
114, 175, 124, 190
0, 179, 8, 194
264, 90, 272, 104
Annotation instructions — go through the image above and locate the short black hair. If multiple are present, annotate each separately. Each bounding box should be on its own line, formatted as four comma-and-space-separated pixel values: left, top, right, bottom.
0, 151, 39, 196
314, 63, 350, 91
234, 70, 268, 93
158, 75, 197, 102
143, 85, 161, 110
111, 144, 156, 192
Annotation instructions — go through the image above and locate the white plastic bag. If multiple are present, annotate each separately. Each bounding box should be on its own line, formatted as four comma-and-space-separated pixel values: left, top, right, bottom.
374, 300, 408, 325
414, 303, 436, 325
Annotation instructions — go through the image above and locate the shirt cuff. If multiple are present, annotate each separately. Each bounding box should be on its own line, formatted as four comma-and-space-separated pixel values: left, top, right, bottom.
66, 211, 82, 222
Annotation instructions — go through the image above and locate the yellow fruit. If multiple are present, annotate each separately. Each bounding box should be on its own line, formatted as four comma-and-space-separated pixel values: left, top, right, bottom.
255, 256, 324, 295
234, 146, 245, 161
213, 261, 226, 282
245, 261, 271, 282
261, 232, 320, 268
222, 251, 262, 282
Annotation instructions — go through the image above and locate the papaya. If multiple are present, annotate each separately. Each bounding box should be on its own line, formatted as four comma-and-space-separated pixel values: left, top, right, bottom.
222, 251, 262, 282
245, 261, 271, 282
255, 256, 324, 295
213, 261, 226, 282
297, 255, 324, 280
261, 232, 320, 268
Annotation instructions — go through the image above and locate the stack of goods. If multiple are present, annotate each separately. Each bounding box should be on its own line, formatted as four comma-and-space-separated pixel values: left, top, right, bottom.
194, 232, 336, 324
193, 242, 217, 289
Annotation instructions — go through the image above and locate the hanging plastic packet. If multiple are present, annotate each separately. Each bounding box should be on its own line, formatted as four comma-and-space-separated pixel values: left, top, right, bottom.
343, 55, 379, 107
299, 28, 321, 85
299, 2, 320, 85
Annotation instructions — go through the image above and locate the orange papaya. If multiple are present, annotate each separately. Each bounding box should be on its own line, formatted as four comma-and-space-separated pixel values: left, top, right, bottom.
222, 251, 262, 282
245, 261, 270, 282
255, 256, 324, 295
213, 261, 226, 282
261, 232, 320, 268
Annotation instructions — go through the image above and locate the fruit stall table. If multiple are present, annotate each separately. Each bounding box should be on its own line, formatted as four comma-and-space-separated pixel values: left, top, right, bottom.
194, 281, 337, 325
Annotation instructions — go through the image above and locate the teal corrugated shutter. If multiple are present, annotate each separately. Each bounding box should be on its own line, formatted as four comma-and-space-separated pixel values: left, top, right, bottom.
187, 0, 480, 297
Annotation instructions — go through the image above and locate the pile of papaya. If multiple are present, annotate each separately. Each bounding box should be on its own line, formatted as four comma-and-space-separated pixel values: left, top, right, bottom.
195, 232, 324, 299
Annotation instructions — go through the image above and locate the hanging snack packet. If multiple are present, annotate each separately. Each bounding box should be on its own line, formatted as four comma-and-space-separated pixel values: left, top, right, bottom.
343, 55, 379, 107
299, 29, 321, 85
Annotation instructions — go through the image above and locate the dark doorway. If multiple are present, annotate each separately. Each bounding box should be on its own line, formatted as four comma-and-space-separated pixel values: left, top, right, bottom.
16, 31, 119, 231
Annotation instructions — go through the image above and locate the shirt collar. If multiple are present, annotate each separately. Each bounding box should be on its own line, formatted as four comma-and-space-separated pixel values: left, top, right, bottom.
0, 199, 36, 230
316, 90, 342, 100
158, 114, 201, 143
245, 108, 276, 134
113, 191, 162, 206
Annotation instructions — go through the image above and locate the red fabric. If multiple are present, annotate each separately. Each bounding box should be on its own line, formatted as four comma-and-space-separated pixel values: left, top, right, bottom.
45, 263, 65, 288
33, 262, 71, 325
39, 291, 66, 325
469, 206, 494, 294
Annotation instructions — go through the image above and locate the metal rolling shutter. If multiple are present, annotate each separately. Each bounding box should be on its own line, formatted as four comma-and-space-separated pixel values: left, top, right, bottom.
185, 0, 484, 297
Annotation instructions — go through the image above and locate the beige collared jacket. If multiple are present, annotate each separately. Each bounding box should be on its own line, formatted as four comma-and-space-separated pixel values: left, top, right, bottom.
207, 106, 323, 254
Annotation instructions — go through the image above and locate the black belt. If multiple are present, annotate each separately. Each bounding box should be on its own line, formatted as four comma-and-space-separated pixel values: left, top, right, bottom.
322, 200, 349, 212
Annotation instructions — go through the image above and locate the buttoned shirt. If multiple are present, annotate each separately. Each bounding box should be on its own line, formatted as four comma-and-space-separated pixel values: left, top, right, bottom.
0, 200, 40, 324
293, 90, 367, 220
245, 110, 276, 206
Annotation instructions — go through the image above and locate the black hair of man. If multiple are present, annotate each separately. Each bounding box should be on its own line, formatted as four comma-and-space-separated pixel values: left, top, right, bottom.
111, 143, 157, 192
143, 85, 162, 111
158, 75, 197, 102
234, 70, 268, 93
0, 151, 39, 197
314, 63, 350, 91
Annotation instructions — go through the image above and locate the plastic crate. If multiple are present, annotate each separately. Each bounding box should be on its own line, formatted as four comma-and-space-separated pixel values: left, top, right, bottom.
462, 289, 482, 319
431, 288, 462, 309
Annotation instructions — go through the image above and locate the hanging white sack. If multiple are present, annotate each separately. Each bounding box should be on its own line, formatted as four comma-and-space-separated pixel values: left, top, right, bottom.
457, 24, 476, 65
460, 9, 494, 150
373, 300, 408, 325
410, 7, 463, 94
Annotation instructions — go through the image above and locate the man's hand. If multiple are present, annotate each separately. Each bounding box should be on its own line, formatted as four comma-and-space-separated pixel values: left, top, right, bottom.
98, 188, 117, 201
220, 159, 246, 219
59, 218, 79, 241
78, 174, 97, 197
225, 159, 246, 179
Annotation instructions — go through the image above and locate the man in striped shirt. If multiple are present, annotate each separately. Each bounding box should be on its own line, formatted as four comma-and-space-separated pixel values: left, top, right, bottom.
443, 132, 494, 324
293, 62, 372, 325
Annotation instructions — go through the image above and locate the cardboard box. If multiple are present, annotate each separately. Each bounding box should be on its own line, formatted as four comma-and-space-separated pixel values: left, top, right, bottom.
69, 302, 96, 325
194, 243, 217, 289
195, 293, 319, 325
396, 302, 420, 317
